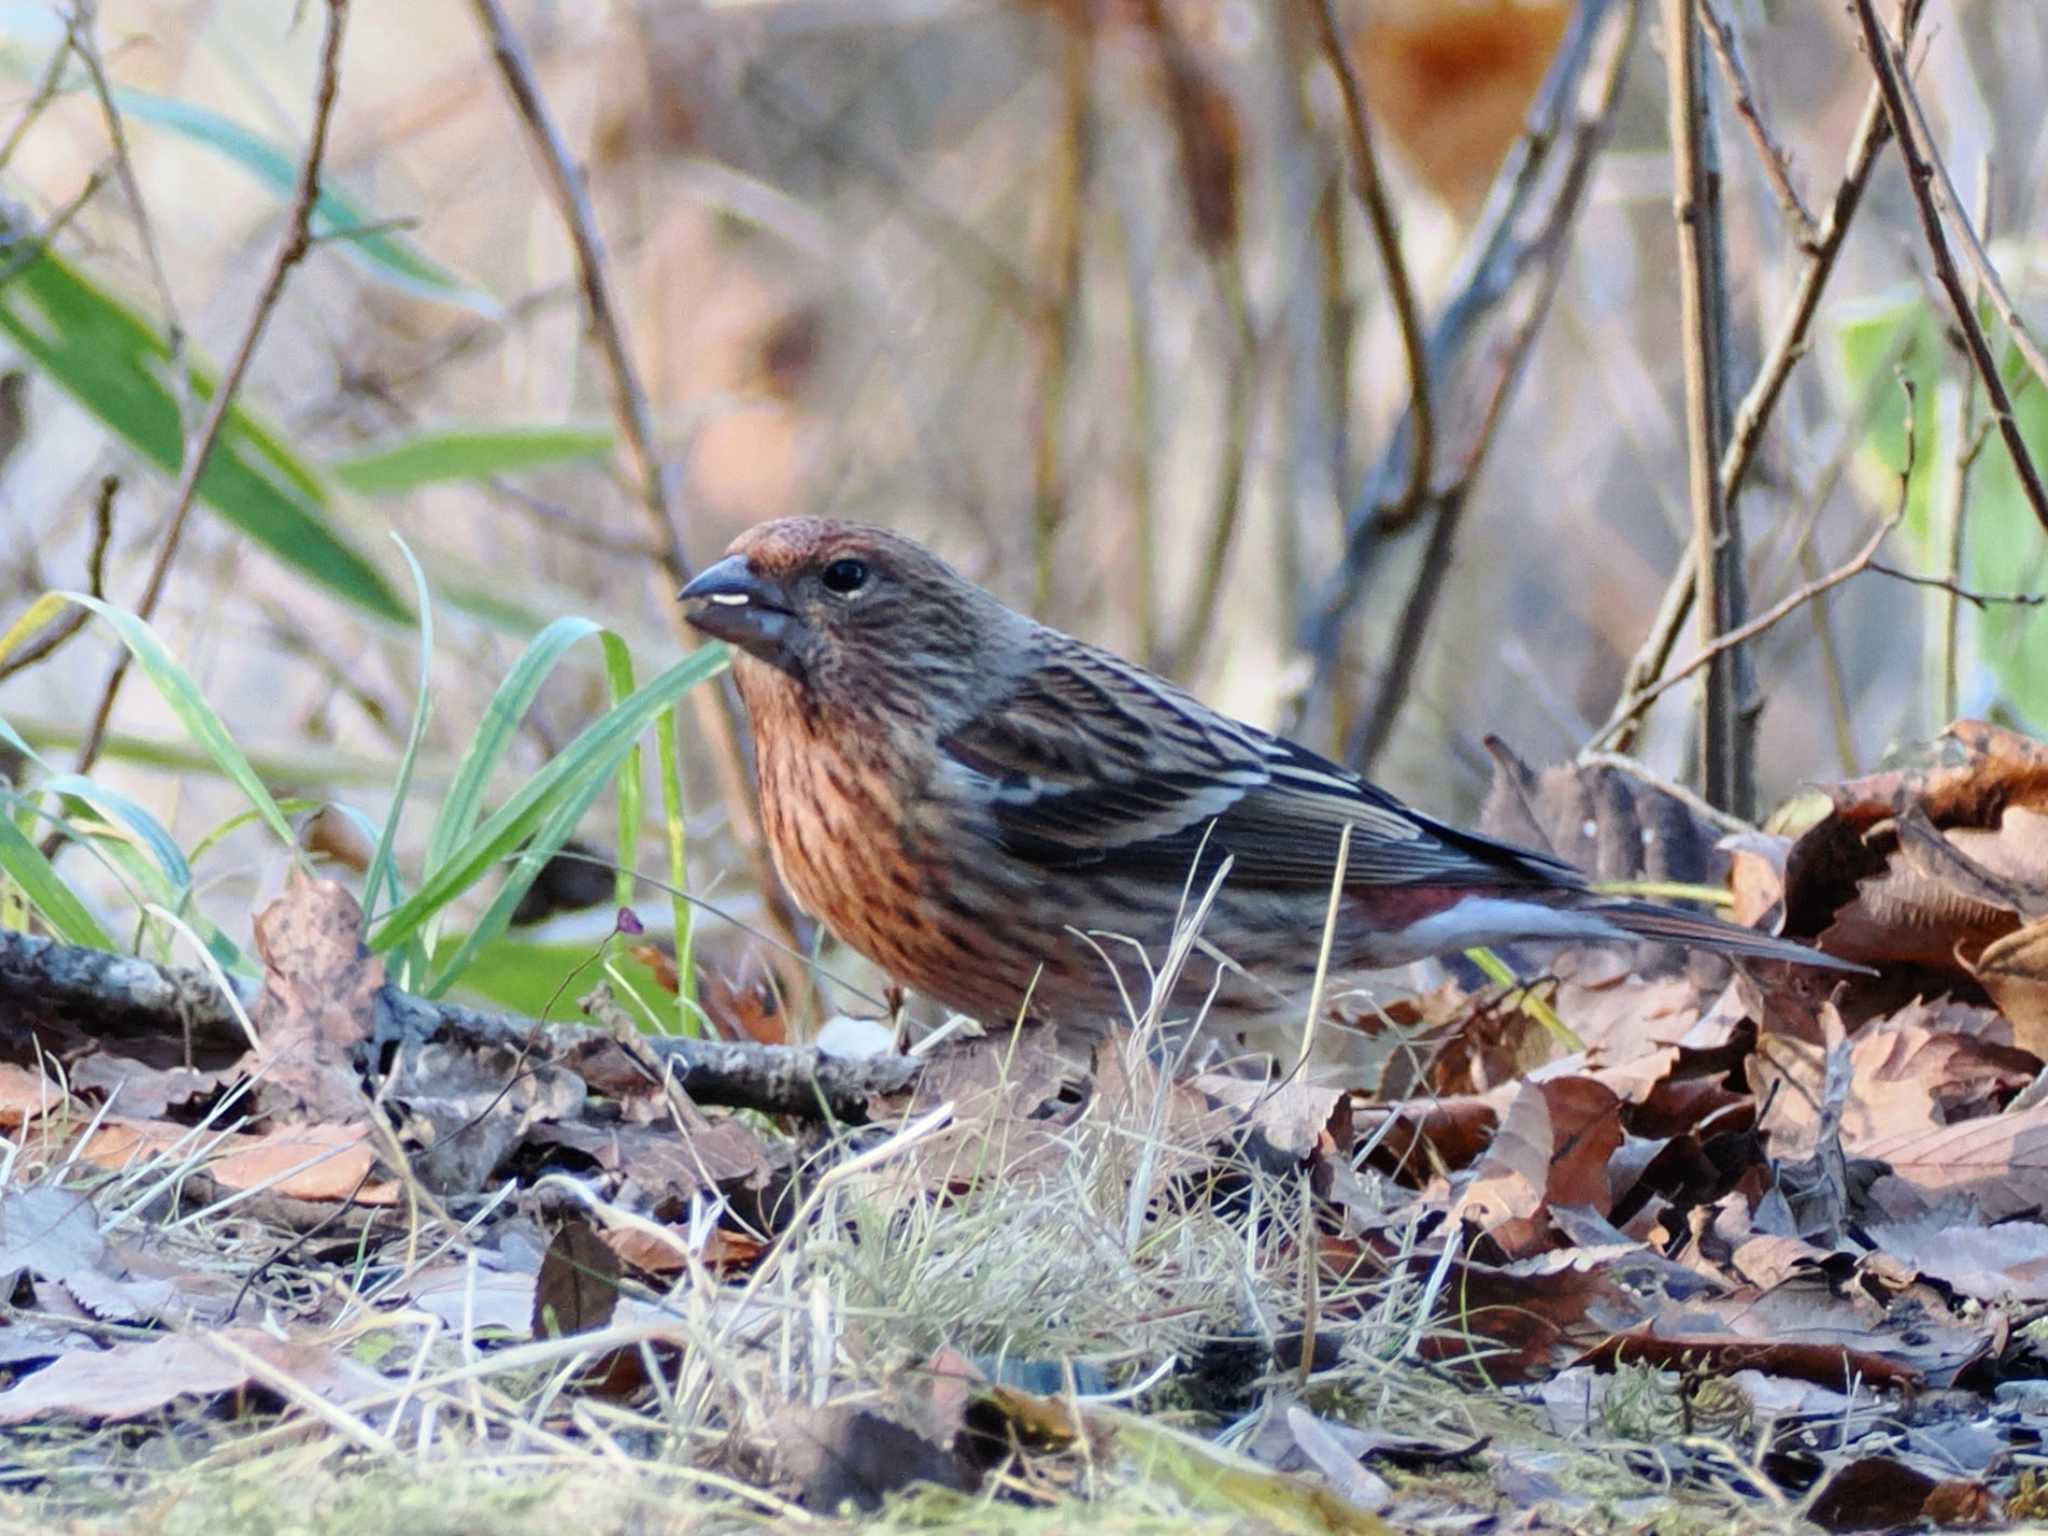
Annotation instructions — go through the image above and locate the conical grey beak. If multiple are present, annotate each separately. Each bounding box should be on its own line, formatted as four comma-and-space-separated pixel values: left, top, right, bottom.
679, 555, 798, 667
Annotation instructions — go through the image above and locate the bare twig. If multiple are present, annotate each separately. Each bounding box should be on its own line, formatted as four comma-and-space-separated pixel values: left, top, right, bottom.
1298, 0, 1633, 734
1665, 0, 1751, 816
1939, 164, 1994, 726
1695, 0, 1817, 243
0, 476, 115, 685
66, 1, 185, 381
1607, 384, 1917, 726
1596, 0, 1926, 754
1889, 57, 2048, 402
1310, 0, 1433, 523
1872, 561, 2039, 609
0, 33, 71, 173
1338, 0, 1638, 767
1851, 0, 2048, 536
1031, 18, 1088, 616
70, 0, 350, 784
469, 0, 801, 966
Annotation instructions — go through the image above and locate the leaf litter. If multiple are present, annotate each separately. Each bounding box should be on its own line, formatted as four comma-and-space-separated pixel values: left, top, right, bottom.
12, 723, 2048, 1530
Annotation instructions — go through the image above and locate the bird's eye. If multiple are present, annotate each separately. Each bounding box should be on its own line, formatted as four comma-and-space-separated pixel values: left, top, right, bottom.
821, 558, 869, 596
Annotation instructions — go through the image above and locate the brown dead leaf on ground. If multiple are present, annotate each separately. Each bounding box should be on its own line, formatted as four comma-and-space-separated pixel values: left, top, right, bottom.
67, 1054, 232, 1120
0, 1326, 384, 1425
1783, 721, 2048, 972
1807, 1456, 1994, 1534
532, 1107, 777, 1210
245, 873, 382, 1122
1750, 1009, 2036, 1163
1456, 1078, 1623, 1258
1973, 918, 2048, 1057
1579, 1271, 1994, 1391
533, 1220, 621, 1339
0, 1061, 69, 1128
0, 1187, 176, 1323
383, 1038, 585, 1195
75, 1118, 399, 1205
1864, 1216, 2048, 1302
1857, 1098, 2048, 1223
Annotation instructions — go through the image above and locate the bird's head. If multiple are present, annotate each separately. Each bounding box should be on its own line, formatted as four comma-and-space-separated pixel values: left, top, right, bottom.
680, 518, 1015, 721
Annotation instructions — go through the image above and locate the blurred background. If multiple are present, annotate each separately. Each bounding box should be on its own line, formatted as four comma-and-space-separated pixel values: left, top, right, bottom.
0, 0, 2043, 1026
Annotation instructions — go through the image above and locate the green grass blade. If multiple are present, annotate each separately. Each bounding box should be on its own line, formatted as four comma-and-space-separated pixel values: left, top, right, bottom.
371, 646, 729, 961
108, 87, 494, 313
363, 538, 434, 930
421, 616, 603, 879
330, 425, 614, 496
0, 811, 114, 949
60, 595, 297, 852
655, 703, 697, 1034
0, 235, 408, 623
39, 773, 192, 898
424, 768, 612, 997
601, 635, 640, 912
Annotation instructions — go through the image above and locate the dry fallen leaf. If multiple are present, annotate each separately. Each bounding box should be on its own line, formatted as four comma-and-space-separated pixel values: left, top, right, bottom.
0, 1326, 383, 1425
533, 1219, 621, 1339
246, 872, 382, 1122
75, 1118, 399, 1205
0, 1061, 69, 1128
1973, 918, 2048, 1059
0, 1187, 175, 1323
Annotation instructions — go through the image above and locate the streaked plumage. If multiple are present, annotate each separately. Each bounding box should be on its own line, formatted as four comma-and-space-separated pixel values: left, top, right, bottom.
681, 518, 1859, 1035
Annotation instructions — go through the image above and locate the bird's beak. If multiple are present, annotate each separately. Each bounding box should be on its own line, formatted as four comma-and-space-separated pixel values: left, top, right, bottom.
678, 555, 799, 668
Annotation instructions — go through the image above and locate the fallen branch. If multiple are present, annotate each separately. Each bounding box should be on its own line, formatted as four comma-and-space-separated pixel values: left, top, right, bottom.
0, 928, 922, 1122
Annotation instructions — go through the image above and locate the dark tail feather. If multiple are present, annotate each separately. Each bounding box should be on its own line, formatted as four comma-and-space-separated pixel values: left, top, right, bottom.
1591, 899, 1872, 974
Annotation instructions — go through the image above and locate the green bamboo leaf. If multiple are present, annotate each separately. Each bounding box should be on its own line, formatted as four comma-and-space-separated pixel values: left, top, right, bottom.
363, 538, 434, 932
422, 616, 603, 881
371, 646, 729, 963
39, 772, 192, 897
0, 811, 113, 949
59, 595, 297, 851
0, 234, 408, 622
330, 425, 614, 496
111, 88, 494, 313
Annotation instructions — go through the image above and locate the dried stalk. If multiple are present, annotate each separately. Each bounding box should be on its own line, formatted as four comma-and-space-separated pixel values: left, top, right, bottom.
1596, 0, 1927, 755
71, 0, 350, 783
1850, 0, 2048, 536
1665, 0, 1752, 816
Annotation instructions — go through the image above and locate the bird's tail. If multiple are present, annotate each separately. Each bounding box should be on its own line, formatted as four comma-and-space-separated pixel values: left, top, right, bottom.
1588, 899, 1870, 974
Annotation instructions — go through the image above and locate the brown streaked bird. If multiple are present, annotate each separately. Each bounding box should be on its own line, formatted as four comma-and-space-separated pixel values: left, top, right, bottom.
681, 518, 1860, 1036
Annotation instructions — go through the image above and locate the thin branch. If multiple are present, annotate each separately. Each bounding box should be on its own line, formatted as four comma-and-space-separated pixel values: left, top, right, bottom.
1665, 0, 1751, 816
0, 476, 115, 684
66, 1, 185, 386
1608, 384, 1917, 726
1031, 18, 1088, 616
1310, 0, 1433, 523
1695, 0, 1817, 244
1595, 0, 1926, 755
70, 0, 350, 784
1851, 0, 2048, 536
1298, 0, 1632, 727
468, 0, 803, 970
0, 32, 71, 173
1889, 50, 2048, 404
1871, 562, 2040, 610
1342, 0, 1639, 768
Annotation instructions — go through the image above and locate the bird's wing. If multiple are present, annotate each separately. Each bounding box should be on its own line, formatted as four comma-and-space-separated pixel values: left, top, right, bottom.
936, 640, 1584, 892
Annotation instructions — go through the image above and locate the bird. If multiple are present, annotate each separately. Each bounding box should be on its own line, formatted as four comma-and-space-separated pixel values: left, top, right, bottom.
680, 518, 1861, 1039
